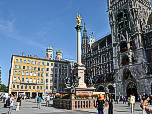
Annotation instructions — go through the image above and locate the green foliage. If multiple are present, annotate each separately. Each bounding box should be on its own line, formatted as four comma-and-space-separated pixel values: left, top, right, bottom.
0, 84, 7, 92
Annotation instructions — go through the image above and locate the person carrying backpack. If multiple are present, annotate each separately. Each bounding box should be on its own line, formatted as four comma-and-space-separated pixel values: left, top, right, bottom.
6, 94, 10, 108
37, 95, 41, 109
6, 94, 14, 114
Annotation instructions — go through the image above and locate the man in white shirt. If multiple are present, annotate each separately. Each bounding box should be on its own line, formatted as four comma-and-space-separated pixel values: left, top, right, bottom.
3, 93, 6, 103
132, 94, 135, 106
46, 95, 50, 107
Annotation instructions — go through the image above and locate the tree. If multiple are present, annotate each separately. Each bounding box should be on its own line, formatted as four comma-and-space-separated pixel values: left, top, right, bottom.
0, 84, 7, 92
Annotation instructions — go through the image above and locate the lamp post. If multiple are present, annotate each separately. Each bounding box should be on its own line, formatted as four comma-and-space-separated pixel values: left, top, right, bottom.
113, 83, 116, 100
53, 88, 57, 98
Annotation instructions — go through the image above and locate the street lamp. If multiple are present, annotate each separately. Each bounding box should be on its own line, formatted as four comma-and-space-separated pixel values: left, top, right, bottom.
53, 88, 57, 98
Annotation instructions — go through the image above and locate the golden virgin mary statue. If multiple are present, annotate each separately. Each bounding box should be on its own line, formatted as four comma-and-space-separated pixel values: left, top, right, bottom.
76, 13, 82, 26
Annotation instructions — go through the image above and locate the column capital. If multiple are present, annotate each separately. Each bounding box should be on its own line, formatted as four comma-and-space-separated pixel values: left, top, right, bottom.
75, 25, 83, 31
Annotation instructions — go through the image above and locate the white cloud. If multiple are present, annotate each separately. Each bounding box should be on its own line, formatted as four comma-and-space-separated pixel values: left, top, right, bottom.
0, 17, 46, 50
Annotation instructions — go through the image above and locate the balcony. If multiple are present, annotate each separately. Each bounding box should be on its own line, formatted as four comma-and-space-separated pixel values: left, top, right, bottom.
130, 46, 133, 49
120, 47, 127, 52
96, 80, 104, 83
132, 60, 135, 63
106, 79, 114, 82
147, 72, 152, 75
121, 61, 129, 65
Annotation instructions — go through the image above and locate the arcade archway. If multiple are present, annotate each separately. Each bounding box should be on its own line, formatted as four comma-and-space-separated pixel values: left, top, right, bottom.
108, 85, 115, 93
126, 82, 137, 100
97, 86, 104, 92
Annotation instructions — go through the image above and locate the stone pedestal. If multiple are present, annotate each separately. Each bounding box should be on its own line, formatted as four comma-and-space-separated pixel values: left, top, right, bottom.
74, 66, 87, 88
75, 87, 95, 96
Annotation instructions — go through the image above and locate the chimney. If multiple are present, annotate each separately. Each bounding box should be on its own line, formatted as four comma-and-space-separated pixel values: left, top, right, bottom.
22, 52, 24, 56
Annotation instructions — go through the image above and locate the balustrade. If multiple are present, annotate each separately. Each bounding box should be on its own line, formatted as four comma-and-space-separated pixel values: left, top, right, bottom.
53, 98, 97, 110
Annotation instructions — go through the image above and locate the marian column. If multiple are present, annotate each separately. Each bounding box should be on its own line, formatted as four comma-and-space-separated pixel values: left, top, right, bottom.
75, 14, 83, 65
65, 14, 95, 96
74, 14, 87, 88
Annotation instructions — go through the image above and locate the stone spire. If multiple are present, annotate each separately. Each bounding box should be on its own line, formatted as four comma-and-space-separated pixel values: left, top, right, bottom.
84, 22, 86, 31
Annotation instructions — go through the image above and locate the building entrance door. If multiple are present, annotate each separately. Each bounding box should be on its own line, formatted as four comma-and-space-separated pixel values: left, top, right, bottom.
126, 82, 137, 101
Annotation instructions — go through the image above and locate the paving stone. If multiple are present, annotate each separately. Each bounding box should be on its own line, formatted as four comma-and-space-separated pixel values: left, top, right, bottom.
0, 99, 149, 114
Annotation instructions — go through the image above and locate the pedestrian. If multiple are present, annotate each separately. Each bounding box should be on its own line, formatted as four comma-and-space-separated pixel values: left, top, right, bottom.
140, 97, 151, 114
150, 95, 152, 105
96, 93, 105, 114
46, 95, 50, 107
119, 94, 120, 102
17, 95, 22, 106
14, 94, 16, 103
139, 94, 141, 103
35, 94, 37, 103
130, 95, 134, 113
6, 94, 11, 112
123, 96, 126, 104
142, 92, 148, 103
108, 96, 113, 114
16, 95, 21, 111
24, 95, 26, 100
3, 93, 6, 103
7, 94, 14, 114
37, 95, 41, 109
0, 93, 2, 101
122, 94, 123, 102
132, 94, 135, 106
42, 95, 45, 102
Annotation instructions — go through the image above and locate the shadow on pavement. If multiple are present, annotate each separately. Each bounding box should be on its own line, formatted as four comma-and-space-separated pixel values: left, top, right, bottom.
134, 109, 142, 111
122, 106, 129, 107
116, 111, 128, 112
41, 104, 53, 107
32, 107, 38, 108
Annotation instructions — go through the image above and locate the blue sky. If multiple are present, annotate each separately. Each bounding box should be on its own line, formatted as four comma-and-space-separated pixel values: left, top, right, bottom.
0, 0, 110, 86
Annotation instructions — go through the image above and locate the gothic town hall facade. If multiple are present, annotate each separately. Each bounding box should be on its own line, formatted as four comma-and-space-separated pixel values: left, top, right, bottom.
81, 0, 152, 100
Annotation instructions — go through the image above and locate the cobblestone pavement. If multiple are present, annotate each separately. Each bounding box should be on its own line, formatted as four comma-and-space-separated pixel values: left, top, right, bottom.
0, 99, 150, 114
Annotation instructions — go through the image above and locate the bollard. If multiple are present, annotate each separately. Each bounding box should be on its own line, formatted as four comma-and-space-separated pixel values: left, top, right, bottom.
16, 102, 20, 111
117, 99, 119, 104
